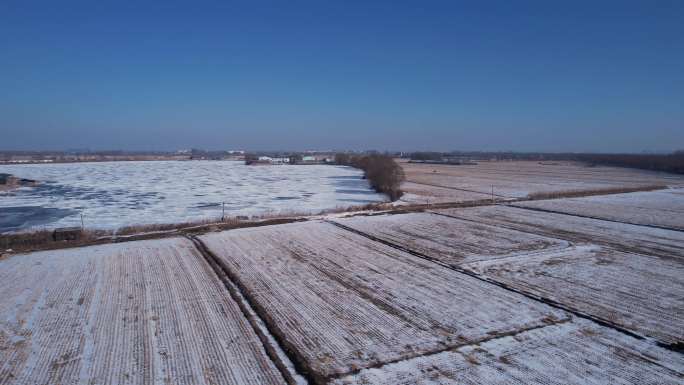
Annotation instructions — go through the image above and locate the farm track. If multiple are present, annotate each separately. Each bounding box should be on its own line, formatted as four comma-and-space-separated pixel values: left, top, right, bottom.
402, 180, 510, 198
432, 205, 684, 261
428, 205, 684, 259
334, 319, 684, 384
187, 235, 309, 385
331, 212, 572, 266
187, 219, 684, 381
197, 221, 567, 383
334, 318, 572, 380
326, 220, 659, 346
508, 204, 684, 233
2, 184, 675, 256
3, 193, 683, 383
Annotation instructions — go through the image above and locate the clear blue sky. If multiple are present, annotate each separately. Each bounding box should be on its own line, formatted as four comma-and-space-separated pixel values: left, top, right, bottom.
1, 1, 682, 152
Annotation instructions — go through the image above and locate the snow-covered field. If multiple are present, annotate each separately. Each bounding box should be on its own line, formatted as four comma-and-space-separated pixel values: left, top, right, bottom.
332, 212, 569, 265
400, 160, 684, 202
2, 206, 683, 384
396, 182, 493, 205
334, 209, 684, 345
513, 189, 684, 230
434, 205, 684, 258
0, 238, 286, 384
200, 221, 567, 382
464, 245, 684, 344
334, 319, 684, 385
3, 167, 684, 384
0, 160, 385, 232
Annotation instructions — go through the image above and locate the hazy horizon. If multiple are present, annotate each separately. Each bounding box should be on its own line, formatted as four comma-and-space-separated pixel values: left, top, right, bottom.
2, 1, 683, 153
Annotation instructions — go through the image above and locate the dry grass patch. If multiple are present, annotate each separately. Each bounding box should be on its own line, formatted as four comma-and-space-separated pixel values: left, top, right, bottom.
526, 184, 666, 200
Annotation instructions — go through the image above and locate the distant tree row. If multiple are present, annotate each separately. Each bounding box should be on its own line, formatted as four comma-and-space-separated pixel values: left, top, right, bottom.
335, 153, 405, 201
408, 152, 444, 161
576, 152, 684, 174
405, 150, 684, 175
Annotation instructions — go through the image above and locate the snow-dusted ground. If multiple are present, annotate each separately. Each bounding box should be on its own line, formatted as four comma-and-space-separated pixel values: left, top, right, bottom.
513, 189, 684, 229
333, 319, 684, 385
332, 212, 569, 265
0, 160, 385, 232
333, 209, 684, 344
463, 245, 684, 344
396, 182, 492, 205
2, 205, 683, 384
200, 221, 567, 381
0, 238, 286, 384
434, 205, 684, 258
401, 160, 684, 201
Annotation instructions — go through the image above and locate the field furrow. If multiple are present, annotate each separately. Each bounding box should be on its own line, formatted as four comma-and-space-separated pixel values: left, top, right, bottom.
433, 205, 684, 259
331, 212, 569, 266
401, 160, 684, 201
462, 245, 684, 344
0, 238, 286, 385
199, 221, 568, 382
333, 319, 684, 385
512, 190, 684, 230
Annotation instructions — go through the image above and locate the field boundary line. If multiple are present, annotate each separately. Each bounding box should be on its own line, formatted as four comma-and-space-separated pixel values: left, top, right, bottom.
507, 204, 684, 233
427, 210, 575, 248
331, 318, 572, 380
430, 209, 684, 262
404, 180, 511, 198
324, 220, 678, 350
187, 235, 310, 385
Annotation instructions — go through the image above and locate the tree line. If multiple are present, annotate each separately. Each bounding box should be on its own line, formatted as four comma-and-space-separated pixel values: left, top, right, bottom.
407, 151, 684, 174
334, 153, 405, 201
576, 152, 684, 174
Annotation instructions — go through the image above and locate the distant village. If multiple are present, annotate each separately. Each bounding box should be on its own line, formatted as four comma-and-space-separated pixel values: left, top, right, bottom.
0, 149, 339, 165
245, 153, 334, 165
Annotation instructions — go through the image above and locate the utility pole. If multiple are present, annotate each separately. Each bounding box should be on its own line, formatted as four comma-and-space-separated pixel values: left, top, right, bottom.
80, 212, 85, 231
221, 202, 225, 221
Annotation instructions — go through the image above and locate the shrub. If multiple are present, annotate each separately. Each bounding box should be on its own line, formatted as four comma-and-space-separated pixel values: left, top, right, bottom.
336, 153, 405, 201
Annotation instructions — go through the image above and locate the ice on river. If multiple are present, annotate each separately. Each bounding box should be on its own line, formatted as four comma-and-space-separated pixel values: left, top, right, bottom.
0, 160, 385, 232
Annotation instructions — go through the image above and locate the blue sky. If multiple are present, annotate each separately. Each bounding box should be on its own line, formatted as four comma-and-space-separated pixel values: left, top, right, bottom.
1, 1, 682, 152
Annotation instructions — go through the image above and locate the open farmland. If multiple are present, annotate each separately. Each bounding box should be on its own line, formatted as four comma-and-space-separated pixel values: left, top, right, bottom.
434, 205, 684, 259
397, 181, 493, 205
0, 239, 287, 385
199, 221, 568, 383
334, 209, 684, 345
463, 245, 684, 345
399, 160, 684, 203
331, 212, 569, 265
333, 319, 684, 385
513, 189, 684, 230
2, 179, 684, 384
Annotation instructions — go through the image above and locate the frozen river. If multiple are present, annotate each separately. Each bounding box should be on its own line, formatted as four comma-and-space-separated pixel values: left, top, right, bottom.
0, 161, 385, 232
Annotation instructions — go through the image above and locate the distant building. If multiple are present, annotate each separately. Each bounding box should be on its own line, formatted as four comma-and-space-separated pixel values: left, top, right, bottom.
255, 156, 290, 165
300, 155, 333, 164
271, 157, 290, 165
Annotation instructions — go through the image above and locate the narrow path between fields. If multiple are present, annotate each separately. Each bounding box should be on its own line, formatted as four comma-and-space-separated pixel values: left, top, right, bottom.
326, 220, 658, 345
404, 180, 511, 198
187, 235, 310, 385
507, 204, 684, 233
336, 318, 573, 380
430, 208, 684, 262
